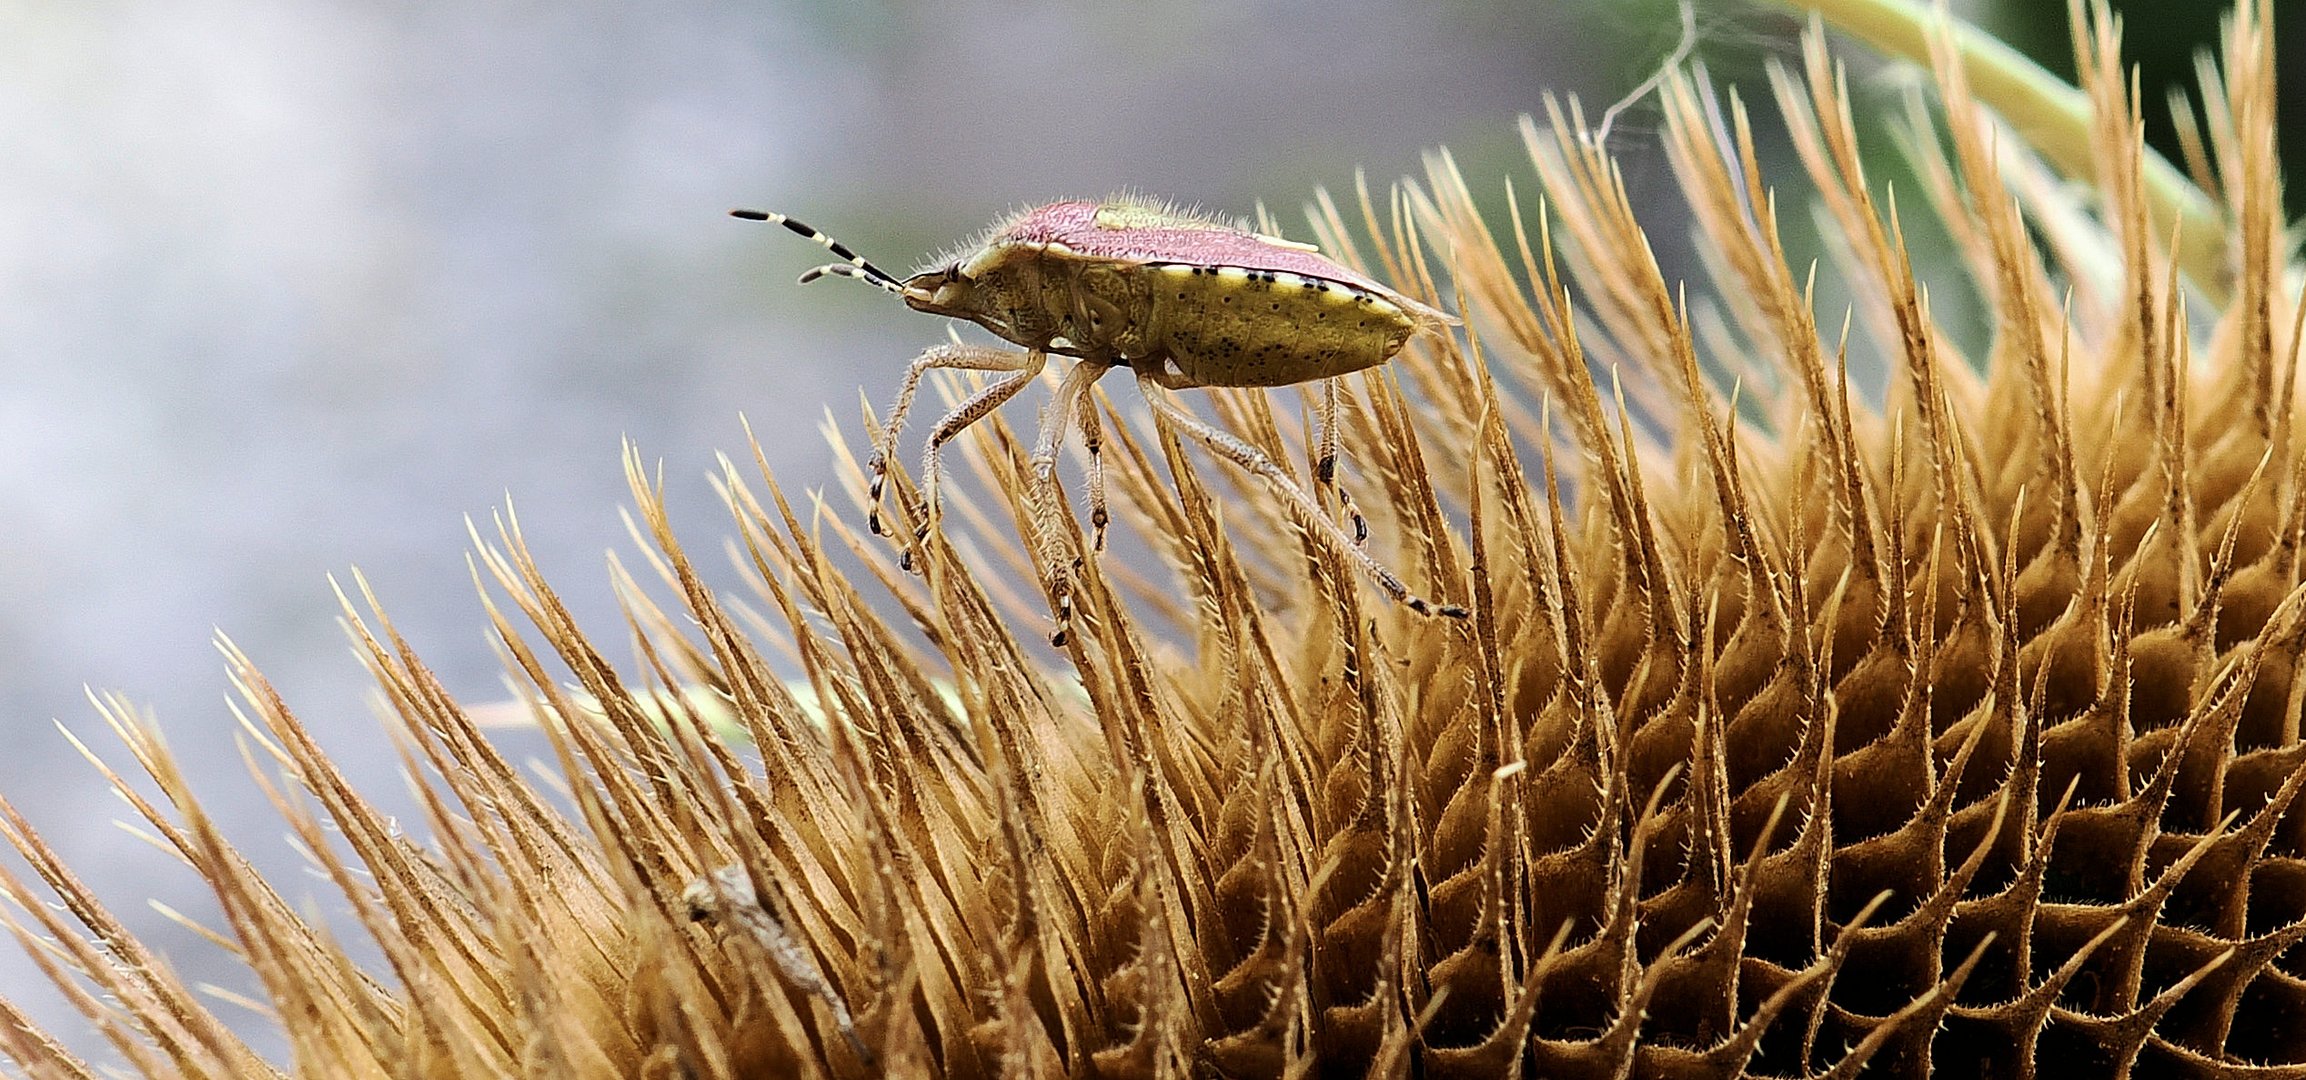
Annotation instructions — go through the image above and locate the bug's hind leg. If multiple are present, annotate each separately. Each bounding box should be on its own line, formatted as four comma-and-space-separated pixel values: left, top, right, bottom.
1314, 378, 1368, 546
871, 341, 1034, 537
900, 348, 1048, 571
1031, 360, 1112, 647
1136, 372, 1467, 620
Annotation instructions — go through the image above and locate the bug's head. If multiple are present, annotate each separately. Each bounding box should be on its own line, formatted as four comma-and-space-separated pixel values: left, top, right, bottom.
895, 265, 999, 326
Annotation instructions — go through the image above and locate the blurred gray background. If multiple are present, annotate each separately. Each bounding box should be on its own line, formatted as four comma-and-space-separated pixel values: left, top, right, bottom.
0, 0, 2268, 1067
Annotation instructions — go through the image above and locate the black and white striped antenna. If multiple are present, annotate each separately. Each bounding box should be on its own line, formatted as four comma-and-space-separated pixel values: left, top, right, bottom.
730, 208, 907, 295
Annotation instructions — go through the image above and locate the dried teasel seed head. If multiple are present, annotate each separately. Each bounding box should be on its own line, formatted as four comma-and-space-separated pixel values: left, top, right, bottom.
1, 2, 2302, 1078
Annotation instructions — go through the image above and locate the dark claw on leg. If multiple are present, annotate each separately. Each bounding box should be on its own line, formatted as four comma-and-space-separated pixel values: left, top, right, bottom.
899, 518, 930, 575
866, 456, 889, 536
900, 518, 930, 573
1323, 463, 1365, 548
1405, 597, 1468, 619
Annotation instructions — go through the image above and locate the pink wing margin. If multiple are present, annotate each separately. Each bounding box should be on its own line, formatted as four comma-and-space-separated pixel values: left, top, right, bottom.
1001, 201, 1457, 325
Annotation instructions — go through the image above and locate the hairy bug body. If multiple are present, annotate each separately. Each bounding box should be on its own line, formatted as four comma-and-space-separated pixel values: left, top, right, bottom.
735, 197, 1465, 643
937, 201, 1444, 385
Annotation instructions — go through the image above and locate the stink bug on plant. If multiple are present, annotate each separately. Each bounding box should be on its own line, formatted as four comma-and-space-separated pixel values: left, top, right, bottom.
734, 197, 1467, 645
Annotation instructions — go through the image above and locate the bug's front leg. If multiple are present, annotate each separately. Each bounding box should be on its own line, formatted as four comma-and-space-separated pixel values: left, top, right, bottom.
905, 349, 1049, 571
870, 341, 1036, 538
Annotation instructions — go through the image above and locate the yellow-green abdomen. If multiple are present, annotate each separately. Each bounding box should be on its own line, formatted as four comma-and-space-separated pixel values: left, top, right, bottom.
1147, 264, 1417, 388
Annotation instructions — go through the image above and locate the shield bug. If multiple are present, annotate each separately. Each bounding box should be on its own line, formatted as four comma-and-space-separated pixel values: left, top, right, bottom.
734, 197, 1468, 644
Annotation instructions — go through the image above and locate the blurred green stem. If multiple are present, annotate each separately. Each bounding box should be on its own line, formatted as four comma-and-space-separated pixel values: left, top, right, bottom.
1762, 0, 2229, 303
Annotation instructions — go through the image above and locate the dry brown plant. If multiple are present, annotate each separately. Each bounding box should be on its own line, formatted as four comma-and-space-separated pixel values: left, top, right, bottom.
3, 2, 2303, 1076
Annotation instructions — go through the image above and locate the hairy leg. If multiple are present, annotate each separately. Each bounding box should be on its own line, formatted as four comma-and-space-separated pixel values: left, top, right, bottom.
870, 342, 1034, 536
1078, 390, 1109, 553
1136, 372, 1466, 619
899, 349, 1049, 571
1032, 360, 1111, 646
1315, 378, 1368, 545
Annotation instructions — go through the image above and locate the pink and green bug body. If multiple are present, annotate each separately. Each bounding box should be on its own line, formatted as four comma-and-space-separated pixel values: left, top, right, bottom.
931, 199, 1453, 387
735, 196, 1466, 642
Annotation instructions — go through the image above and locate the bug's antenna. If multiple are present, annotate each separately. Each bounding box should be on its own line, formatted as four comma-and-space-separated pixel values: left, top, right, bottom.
731, 208, 908, 295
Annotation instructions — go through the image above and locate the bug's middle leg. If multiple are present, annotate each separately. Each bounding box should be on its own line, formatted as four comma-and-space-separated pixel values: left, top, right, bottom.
1077, 391, 1109, 553
870, 341, 1036, 536
1031, 360, 1112, 647
1314, 378, 1368, 546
